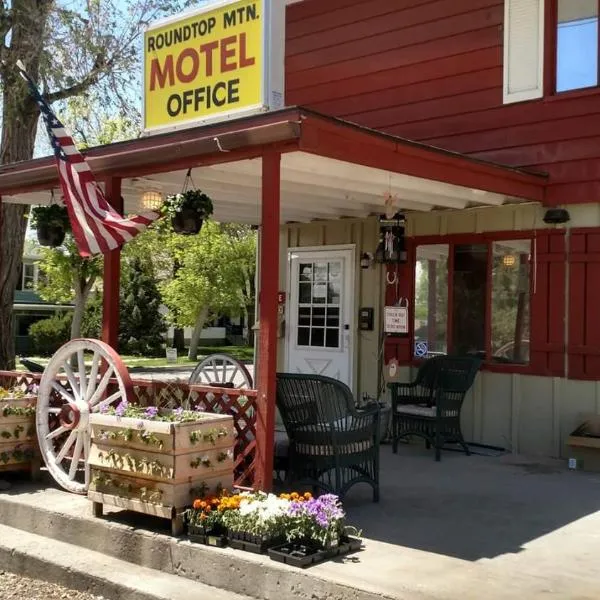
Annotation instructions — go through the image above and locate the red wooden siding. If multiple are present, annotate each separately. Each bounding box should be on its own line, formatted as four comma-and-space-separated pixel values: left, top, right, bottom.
569, 229, 600, 380
530, 231, 566, 377
286, 0, 600, 206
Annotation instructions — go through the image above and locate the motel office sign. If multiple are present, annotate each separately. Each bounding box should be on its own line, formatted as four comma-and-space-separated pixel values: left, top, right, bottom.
144, 0, 285, 133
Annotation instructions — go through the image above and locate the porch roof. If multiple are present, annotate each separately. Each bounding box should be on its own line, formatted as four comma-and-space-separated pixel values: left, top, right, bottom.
0, 107, 547, 224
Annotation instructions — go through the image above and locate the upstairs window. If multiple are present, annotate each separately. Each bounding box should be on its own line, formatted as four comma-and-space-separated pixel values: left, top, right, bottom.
556, 0, 599, 92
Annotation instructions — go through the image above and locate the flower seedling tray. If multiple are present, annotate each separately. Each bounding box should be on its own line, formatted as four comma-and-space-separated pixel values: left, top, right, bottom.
268, 543, 327, 568
228, 531, 282, 555
268, 536, 363, 568
88, 410, 234, 536
187, 526, 227, 548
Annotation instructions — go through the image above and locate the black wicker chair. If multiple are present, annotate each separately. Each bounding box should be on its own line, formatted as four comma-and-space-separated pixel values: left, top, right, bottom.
389, 356, 481, 461
276, 373, 380, 502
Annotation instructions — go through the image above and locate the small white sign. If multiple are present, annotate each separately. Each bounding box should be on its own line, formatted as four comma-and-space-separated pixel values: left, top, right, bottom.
384, 306, 408, 334
166, 348, 178, 363
313, 283, 327, 299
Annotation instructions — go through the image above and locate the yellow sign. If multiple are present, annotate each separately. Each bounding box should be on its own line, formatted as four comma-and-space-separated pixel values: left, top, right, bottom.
144, 0, 283, 133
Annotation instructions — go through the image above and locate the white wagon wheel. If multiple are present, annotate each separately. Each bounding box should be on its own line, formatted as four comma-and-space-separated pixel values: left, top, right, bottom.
188, 353, 253, 389
37, 339, 133, 494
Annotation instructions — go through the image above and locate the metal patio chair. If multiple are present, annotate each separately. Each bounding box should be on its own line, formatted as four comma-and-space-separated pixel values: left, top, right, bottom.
390, 356, 481, 461
276, 372, 380, 502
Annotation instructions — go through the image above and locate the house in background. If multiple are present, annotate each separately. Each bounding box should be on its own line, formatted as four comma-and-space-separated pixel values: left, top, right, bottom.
14, 253, 73, 355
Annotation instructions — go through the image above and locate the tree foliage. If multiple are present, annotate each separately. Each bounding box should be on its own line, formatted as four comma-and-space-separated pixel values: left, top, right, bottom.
0, 0, 196, 369
160, 222, 256, 359
119, 257, 166, 356
36, 236, 103, 340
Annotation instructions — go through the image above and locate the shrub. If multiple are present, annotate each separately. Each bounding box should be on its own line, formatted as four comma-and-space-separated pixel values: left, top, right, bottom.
29, 313, 72, 356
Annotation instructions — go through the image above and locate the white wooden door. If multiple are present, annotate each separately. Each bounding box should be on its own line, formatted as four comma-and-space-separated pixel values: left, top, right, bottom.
286, 247, 354, 386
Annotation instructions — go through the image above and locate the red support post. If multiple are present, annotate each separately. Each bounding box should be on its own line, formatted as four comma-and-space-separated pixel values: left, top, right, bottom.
254, 152, 281, 491
101, 178, 122, 350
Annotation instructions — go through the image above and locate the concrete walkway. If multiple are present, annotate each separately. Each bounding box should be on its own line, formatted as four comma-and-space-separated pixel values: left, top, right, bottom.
0, 445, 599, 599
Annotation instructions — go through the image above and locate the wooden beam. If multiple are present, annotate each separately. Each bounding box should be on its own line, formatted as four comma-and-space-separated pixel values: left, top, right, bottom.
254, 152, 280, 491
101, 178, 122, 350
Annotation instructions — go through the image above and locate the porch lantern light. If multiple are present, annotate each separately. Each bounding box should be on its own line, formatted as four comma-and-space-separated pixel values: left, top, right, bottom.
140, 189, 163, 211
360, 252, 374, 269
503, 254, 516, 268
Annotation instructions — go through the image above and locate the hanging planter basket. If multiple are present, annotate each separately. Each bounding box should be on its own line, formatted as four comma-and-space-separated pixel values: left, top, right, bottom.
161, 170, 214, 235
36, 223, 66, 247
171, 207, 205, 235
30, 204, 70, 248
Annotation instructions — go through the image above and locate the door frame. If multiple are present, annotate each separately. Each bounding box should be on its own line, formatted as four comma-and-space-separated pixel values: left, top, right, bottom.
285, 244, 356, 391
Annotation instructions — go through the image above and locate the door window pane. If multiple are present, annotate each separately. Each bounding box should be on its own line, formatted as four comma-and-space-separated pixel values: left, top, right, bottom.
296, 259, 343, 349
491, 241, 531, 364
556, 0, 598, 92
451, 244, 488, 357
414, 245, 449, 357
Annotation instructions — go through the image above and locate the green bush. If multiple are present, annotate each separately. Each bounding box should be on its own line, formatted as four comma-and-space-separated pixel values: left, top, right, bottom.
29, 314, 72, 356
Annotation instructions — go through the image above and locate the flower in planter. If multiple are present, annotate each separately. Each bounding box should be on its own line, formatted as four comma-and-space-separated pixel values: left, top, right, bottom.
101, 404, 211, 423
187, 491, 240, 535
30, 204, 71, 247
283, 494, 347, 549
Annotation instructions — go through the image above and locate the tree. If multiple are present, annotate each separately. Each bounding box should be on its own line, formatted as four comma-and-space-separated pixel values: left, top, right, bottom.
0, 0, 192, 369
36, 237, 103, 339
161, 222, 257, 361
119, 257, 165, 356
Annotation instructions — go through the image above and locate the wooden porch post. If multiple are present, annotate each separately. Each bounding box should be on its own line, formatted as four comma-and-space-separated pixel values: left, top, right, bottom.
255, 152, 281, 491
101, 178, 122, 350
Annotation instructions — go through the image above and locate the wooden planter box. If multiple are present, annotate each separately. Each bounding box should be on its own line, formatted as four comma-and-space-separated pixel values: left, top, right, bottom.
0, 394, 39, 478
88, 411, 234, 535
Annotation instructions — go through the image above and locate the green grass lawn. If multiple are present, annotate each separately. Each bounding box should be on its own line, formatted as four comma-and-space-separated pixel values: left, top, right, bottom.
19, 345, 254, 370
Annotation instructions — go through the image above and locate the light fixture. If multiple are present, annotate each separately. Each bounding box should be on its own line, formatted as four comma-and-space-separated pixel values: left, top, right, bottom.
140, 189, 163, 211
360, 252, 374, 269
543, 208, 570, 224
503, 254, 516, 268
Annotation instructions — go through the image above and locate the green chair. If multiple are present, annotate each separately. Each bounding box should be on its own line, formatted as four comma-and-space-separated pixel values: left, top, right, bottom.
389, 356, 481, 461
276, 373, 380, 502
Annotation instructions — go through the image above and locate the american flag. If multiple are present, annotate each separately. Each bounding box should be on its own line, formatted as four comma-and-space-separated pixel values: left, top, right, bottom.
17, 61, 159, 257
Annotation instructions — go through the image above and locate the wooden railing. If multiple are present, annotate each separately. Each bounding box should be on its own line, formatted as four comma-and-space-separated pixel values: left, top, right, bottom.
0, 371, 258, 488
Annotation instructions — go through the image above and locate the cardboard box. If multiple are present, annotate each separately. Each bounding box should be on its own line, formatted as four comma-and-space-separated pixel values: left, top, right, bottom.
566, 415, 600, 473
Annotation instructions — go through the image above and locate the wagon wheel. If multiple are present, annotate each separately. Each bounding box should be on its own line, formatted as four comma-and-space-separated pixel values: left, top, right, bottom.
37, 339, 133, 494
188, 353, 253, 389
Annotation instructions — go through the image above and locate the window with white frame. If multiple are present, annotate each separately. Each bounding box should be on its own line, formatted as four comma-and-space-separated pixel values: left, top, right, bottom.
504, 0, 600, 103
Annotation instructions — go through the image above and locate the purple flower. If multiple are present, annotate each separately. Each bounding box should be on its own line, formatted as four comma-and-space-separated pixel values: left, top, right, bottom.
115, 400, 128, 417
144, 406, 159, 419
174, 407, 184, 418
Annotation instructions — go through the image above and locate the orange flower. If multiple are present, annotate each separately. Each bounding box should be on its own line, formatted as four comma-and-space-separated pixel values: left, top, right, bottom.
290, 492, 299, 500
303, 492, 312, 500
193, 499, 202, 510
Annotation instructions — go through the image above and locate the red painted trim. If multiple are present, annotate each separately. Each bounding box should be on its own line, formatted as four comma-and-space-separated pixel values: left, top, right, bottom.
544, 0, 558, 97
101, 178, 122, 351
254, 152, 280, 491
397, 229, 565, 376
299, 114, 547, 202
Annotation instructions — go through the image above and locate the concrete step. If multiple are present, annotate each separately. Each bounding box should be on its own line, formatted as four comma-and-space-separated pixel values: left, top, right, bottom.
0, 522, 251, 600
0, 482, 398, 600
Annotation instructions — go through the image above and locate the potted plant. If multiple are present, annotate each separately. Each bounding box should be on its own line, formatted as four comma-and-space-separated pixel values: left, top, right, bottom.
161, 190, 214, 235
222, 491, 289, 554
186, 490, 241, 547
0, 385, 39, 479
88, 402, 234, 536
268, 493, 362, 568
30, 204, 71, 247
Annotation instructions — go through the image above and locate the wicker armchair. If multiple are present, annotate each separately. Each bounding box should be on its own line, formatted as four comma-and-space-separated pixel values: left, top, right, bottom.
390, 356, 481, 461
276, 373, 380, 502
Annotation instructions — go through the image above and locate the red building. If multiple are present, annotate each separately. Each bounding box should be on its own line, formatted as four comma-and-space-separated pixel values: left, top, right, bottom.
283, 0, 600, 458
